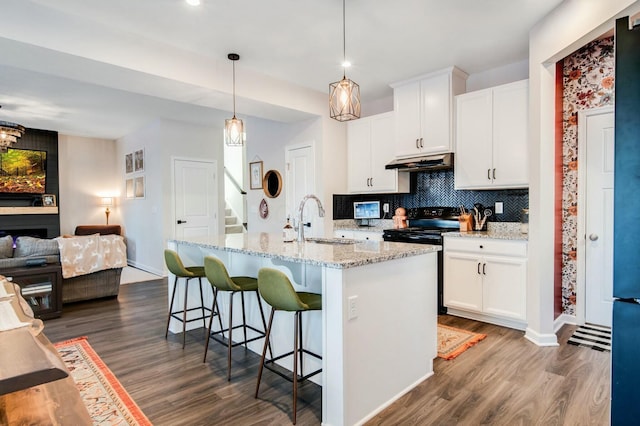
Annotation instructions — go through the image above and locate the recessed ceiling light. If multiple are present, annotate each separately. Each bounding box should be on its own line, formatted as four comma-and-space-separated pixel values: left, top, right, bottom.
186, 0, 201, 6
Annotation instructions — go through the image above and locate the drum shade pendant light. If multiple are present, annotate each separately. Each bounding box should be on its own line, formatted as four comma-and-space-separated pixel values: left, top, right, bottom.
0, 106, 26, 152
224, 53, 244, 146
329, 0, 360, 121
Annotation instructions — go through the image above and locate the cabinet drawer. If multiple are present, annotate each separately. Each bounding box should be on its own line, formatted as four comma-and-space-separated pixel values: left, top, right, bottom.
444, 237, 527, 257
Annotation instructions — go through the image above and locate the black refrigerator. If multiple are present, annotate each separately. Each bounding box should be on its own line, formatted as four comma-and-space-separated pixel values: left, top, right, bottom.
611, 16, 640, 425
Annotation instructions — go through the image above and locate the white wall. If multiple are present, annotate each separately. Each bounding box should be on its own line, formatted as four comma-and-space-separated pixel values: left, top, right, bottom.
116, 118, 223, 275
58, 134, 119, 235
526, 0, 639, 346
466, 60, 529, 92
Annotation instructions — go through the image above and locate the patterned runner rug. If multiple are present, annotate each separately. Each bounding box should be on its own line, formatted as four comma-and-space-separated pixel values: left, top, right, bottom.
437, 324, 487, 360
567, 323, 611, 352
54, 337, 152, 425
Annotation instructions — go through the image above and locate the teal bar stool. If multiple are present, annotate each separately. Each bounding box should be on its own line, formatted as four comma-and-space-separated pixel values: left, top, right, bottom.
164, 249, 220, 349
255, 267, 322, 425
203, 256, 271, 381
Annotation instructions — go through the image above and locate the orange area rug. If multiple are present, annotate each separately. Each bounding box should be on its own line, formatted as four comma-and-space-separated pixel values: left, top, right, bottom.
437, 324, 487, 360
54, 337, 152, 426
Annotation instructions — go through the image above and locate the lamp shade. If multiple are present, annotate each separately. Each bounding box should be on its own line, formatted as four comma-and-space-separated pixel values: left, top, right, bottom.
224, 117, 244, 146
100, 197, 113, 207
329, 77, 361, 121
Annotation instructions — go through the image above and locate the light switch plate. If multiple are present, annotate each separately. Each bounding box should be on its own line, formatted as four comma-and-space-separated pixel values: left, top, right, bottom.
495, 202, 504, 214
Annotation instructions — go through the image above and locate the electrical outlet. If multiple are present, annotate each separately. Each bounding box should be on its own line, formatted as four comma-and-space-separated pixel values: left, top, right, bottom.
495, 202, 504, 214
383, 203, 390, 213
348, 295, 358, 320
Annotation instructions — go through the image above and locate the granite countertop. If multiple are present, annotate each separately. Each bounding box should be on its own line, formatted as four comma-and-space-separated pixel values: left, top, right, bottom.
333, 219, 392, 232
169, 233, 440, 269
444, 222, 528, 241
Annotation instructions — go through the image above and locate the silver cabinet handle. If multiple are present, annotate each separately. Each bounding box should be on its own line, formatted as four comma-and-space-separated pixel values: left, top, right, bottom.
493, 168, 496, 180
589, 234, 599, 241
487, 169, 491, 180
177, 220, 187, 224
416, 138, 420, 149
477, 262, 481, 275
420, 137, 424, 148
482, 263, 487, 275
370, 177, 373, 187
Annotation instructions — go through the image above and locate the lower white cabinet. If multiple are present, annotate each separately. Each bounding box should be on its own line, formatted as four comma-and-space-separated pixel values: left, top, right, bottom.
334, 230, 383, 241
443, 236, 527, 330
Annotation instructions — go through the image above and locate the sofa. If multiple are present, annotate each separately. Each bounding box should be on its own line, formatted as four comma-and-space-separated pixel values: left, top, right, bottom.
0, 226, 125, 303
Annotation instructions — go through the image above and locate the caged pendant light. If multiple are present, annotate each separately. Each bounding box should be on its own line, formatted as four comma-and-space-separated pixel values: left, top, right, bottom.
224, 53, 245, 146
329, 0, 360, 121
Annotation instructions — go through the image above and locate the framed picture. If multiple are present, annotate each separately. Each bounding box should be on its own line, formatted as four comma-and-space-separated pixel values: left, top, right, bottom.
42, 194, 56, 207
125, 178, 134, 198
134, 176, 145, 198
134, 149, 144, 172
125, 153, 133, 174
250, 161, 263, 190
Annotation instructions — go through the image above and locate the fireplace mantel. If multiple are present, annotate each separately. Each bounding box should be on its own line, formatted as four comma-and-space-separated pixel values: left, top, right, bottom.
0, 207, 58, 215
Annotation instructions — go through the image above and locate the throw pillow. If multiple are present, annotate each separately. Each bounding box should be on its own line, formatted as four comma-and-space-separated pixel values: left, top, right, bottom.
0, 235, 13, 259
14, 236, 59, 257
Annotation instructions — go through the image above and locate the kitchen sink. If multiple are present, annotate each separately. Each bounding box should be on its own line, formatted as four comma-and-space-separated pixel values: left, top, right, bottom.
305, 237, 357, 245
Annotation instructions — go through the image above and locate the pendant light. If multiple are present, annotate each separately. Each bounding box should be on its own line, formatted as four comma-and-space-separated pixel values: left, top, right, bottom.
224, 53, 244, 146
329, 0, 360, 121
0, 105, 25, 152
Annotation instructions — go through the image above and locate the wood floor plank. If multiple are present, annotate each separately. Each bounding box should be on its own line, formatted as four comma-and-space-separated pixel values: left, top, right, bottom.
41, 279, 610, 425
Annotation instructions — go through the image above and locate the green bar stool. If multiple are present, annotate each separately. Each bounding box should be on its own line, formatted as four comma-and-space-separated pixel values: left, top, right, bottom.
255, 267, 322, 425
164, 249, 220, 349
203, 255, 271, 381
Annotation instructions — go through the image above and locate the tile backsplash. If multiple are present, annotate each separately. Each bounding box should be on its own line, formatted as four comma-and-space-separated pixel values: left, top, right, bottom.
334, 170, 529, 222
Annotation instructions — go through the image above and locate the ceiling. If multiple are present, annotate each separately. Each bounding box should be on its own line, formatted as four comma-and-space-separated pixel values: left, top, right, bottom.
0, 0, 564, 140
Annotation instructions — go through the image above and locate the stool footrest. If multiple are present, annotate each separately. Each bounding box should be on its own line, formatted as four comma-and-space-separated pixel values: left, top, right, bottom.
169, 306, 214, 324
208, 324, 267, 348
264, 349, 322, 383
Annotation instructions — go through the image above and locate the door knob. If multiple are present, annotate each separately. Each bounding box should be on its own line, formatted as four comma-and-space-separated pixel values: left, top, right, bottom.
177, 220, 187, 224
589, 233, 598, 241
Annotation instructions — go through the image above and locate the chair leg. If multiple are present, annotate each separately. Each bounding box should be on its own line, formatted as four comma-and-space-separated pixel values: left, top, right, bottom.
198, 277, 206, 331
293, 311, 299, 425
298, 311, 304, 377
181, 277, 191, 349
255, 309, 275, 399
214, 289, 224, 332
165, 276, 179, 339
240, 291, 248, 352
227, 292, 234, 381
203, 288, 220, 363
255, 290, 274, 360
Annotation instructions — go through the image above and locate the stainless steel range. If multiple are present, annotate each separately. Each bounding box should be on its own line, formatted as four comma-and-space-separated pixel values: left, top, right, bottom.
383, 207, 460, 314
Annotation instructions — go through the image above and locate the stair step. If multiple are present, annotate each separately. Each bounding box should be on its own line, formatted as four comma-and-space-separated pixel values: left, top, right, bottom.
225, 208, 232, 216
225, 216, 237, 225
225, 224, 244, 234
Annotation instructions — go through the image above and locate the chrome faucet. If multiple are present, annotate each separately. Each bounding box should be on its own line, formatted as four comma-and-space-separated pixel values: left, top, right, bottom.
297, 194, 325, 242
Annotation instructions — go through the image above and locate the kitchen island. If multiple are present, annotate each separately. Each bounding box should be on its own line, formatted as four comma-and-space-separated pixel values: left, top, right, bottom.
168, 233, 439, 426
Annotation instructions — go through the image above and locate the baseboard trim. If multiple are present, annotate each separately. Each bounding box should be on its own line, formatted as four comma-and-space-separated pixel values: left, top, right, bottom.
126, 260, 164, 276
524, 327, 559, 347
553, 313, 578, 333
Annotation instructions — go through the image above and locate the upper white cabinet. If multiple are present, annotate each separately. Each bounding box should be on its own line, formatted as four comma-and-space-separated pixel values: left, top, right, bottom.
392, 67, 468, 157
347, 112, 409, 193
455, 79, 529, 189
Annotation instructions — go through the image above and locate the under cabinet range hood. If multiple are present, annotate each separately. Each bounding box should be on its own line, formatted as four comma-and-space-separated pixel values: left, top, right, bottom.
385, 153, 454, 172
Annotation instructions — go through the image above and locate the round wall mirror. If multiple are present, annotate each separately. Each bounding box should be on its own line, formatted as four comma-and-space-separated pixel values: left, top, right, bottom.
262, 169, 282, 198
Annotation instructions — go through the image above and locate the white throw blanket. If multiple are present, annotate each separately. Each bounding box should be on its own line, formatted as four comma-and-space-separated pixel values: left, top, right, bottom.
55, 234, 127, 279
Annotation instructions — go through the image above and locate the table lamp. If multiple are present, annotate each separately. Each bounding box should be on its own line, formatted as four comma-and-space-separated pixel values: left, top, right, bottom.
101, 197, 113, 225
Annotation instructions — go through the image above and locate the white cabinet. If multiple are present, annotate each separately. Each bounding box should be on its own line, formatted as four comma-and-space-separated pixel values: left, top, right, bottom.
333, 230, 383, 241
347, 112, 409, 193
444, 236, 527, 330
455, 79, 529, 189
392, 67, 467, 157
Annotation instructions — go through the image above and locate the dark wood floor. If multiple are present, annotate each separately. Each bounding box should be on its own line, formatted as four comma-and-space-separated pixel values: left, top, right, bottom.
43, 279, 610, 426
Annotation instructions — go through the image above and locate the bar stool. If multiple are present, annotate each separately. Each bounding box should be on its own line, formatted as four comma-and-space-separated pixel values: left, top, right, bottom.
164, 249, 220, 349
255, 267, 322, 425
203, 255, 271, 381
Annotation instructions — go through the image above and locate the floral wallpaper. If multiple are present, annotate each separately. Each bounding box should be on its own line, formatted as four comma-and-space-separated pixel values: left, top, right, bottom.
561, 37, 614, 315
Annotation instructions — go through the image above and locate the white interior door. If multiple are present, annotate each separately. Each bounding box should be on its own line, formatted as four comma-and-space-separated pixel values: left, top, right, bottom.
584, 109, 614, 327
173, 158, 218, 239
285, 144, 319, 238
